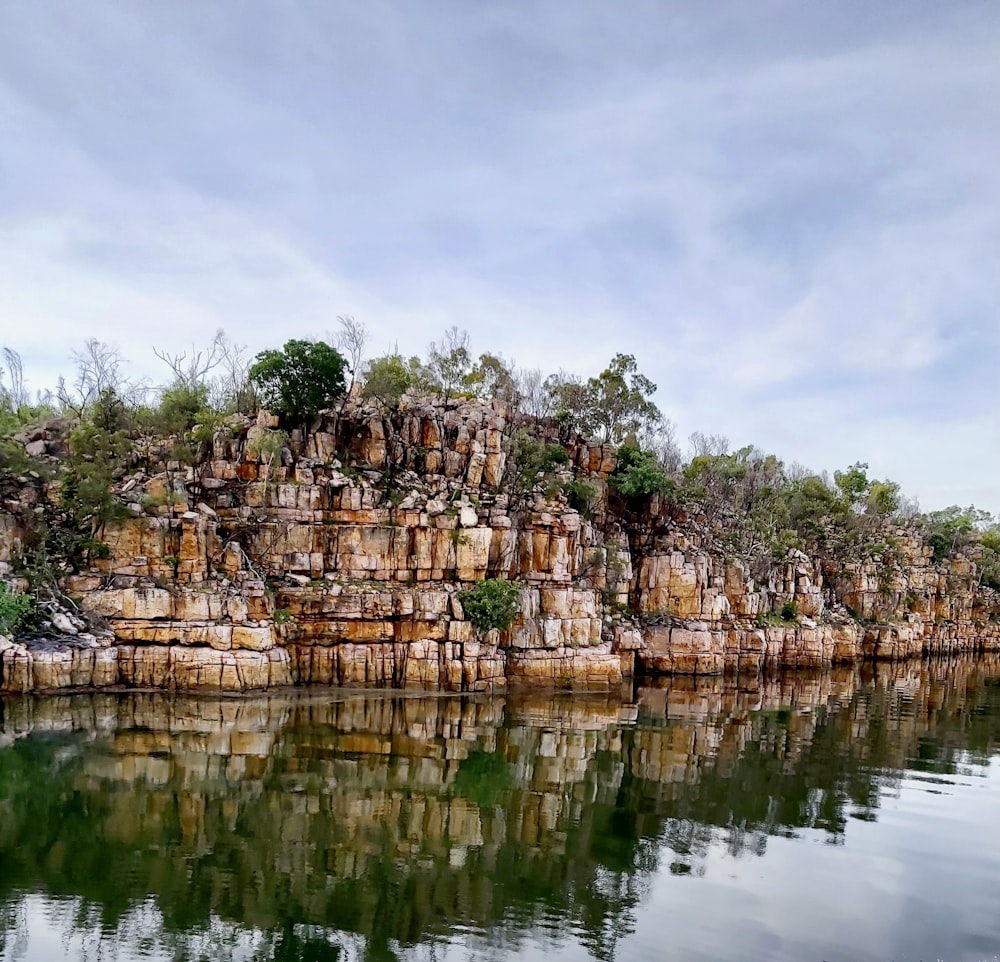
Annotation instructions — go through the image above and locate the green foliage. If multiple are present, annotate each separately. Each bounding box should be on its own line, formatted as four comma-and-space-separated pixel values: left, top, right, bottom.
921, 505, 993, 562
978, 525, 1000, 590
145, 384, 227, 466
547, 354, 661, 443
0, 399, 57, 443
273, 607, 294, 626
426, 326, 473, 400
610, 445, 673, 500
0, 436, 39, 476
780, 600, 798, 622
786, 475, 843, 541
249, 340, 348, 424
833, 462, 871, 510
0, 582, 33, 635
564, 477, 597, 517
464, 352, 518, 403
247, 429, 289, 464
586, 353, 662, 443
754, 611, 783, 628
362, 353, 412, 410
54, 421, 130, 570
457, 578, 521, 633
156, 382, 210, 434
867, 480, 901, 518
453, 750, 514, 807
507, 430, 570, 501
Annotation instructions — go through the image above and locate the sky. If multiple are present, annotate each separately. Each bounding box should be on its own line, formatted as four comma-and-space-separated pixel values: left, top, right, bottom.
0, 1, 997, 511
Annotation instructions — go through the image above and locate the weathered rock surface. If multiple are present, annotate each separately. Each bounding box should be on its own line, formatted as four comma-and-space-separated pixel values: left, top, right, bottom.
1, 397, 997, 693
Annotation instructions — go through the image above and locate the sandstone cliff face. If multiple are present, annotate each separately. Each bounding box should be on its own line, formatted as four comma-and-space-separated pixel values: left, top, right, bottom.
1, 397, 997, 692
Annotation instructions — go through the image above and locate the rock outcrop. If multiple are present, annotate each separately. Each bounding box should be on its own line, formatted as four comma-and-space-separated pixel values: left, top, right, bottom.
1, 397, 997, 692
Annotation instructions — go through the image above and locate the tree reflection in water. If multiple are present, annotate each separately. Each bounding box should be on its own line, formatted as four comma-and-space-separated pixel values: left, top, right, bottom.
0, 655, 998, 961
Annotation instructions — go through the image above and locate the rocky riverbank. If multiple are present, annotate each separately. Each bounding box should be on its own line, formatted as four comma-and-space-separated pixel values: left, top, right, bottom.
2, 397, 998, 694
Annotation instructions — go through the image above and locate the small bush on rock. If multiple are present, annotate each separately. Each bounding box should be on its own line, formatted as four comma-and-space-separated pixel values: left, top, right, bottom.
458, 578, 521, 633
0, 582, 33, 636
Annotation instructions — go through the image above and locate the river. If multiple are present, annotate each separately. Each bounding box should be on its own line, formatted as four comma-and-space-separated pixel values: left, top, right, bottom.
1, 656, 998, 962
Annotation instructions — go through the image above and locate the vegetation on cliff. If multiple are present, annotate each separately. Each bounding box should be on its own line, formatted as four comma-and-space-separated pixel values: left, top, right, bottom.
0, 321, 997, 648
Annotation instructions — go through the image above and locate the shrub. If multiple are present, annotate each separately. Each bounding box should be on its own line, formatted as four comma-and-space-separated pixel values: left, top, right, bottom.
0, 582, 32, 636
563, 477, 597, 517
156, 382, 210, 434
611, 445, 673, 500
457, 578, 521, 633
247, 429, 289, 464
780, 600, 798, 622
507, 430, 571, 501
362, 353, 412, 410
511, 433, 569, 476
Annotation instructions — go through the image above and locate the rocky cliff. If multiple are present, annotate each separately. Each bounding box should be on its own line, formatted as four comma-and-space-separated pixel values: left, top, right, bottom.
1, 397, 997, 693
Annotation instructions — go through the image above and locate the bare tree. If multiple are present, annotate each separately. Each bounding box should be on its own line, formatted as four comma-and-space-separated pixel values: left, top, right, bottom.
785, 461, 813, 484
688, 431, 729, 458
639, 419, 682, 474
512, 367, 552, 420
57, 339, 144, 424
1, 347, 28, 410
211, 331, 258, 413
426, 326, 472, 401
153, 329, 226, 390
332, 315, 368, 395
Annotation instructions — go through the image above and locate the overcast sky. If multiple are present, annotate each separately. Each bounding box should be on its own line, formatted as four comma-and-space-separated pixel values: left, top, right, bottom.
1, 1, 997, 510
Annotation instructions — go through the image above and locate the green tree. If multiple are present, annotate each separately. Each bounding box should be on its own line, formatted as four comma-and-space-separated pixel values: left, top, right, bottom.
506, 429, 570, 503
156, 382, 211, 434
362, 354, 412, 411
426, 326, 473, 401
867, 480, 901, 518
544, 371, 589, 435
57, 422, 131, 568
921, 505, 993, 562
784, 476, 841, 543
979, 525, 1000, 590
548, 355, 661, 443
585, 354, 662, 443
465, 353, 518, 404
611, 445, 673, 500
833, 462, 871, 512
249, 340, 348, 425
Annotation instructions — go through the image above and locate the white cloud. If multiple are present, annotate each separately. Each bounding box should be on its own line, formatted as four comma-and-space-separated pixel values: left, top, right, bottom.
0, 1, 996, 510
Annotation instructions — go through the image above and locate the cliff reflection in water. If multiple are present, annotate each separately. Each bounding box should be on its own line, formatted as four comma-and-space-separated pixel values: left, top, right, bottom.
1, 655, 999, 961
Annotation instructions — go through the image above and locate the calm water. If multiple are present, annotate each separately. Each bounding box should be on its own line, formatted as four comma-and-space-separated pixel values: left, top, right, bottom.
1, 658, 999, 962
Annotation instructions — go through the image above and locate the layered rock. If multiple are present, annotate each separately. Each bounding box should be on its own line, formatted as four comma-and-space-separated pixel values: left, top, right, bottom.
1, 397, 998, 693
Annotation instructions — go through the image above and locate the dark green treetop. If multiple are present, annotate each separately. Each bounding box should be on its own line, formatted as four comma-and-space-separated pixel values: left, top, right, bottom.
249, 339, 348, 425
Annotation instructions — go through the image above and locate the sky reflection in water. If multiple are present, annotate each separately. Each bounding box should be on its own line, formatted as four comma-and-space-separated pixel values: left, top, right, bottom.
1, 656, 999, 962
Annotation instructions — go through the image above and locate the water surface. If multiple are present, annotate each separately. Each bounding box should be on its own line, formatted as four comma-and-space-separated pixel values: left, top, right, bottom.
1, 657, 999, 962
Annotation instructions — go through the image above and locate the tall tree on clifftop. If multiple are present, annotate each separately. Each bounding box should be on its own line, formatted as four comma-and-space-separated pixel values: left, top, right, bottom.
249, 339, 348, 427
426, 326, 473, 401
547, 354, 662, 444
